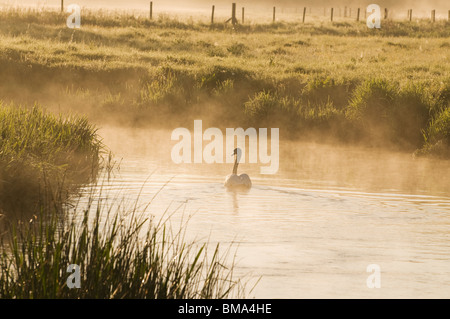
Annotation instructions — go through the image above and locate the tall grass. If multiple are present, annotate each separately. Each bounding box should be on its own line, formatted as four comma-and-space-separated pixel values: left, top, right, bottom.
345, 79, 430, 147
418, 106, 450, 158
0, 102, 102, 213
0, 186, 248, 299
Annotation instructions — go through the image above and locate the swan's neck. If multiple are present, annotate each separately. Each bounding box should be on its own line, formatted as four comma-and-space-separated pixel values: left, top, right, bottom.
232, 155, 239, 175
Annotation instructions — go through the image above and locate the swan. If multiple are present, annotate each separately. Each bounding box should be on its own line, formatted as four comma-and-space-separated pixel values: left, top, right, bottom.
224, 148, 252, 189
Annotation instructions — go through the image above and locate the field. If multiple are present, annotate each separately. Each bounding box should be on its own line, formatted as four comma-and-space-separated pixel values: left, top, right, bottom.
0, 9, 449, 155
0, 6, 449, 299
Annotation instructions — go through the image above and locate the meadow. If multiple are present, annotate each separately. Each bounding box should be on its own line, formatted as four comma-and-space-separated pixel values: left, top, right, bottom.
0, 7, 449, 299
0, 8, 448, 156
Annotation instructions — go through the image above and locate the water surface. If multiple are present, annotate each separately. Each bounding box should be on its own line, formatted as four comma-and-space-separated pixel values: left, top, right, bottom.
92, 126, 450, 298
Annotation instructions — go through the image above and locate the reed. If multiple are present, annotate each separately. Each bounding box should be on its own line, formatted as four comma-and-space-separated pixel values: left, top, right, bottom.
0, 184, 249, 299
0, 102, 102, 213
418, 106, 450, 158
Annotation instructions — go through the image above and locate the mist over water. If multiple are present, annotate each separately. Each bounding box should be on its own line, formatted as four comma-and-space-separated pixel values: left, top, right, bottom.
1, 0, 449, 299
93, 126, 450, 298
101, 126, 450, 196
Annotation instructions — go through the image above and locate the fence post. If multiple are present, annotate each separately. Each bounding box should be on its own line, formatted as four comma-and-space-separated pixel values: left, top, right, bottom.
211, 5, 215, 24
150, 2, 153, 20
331, 8, 334, 22
357, 8, 360, 22
384, 8, 388, 19
273, 6, 276, 22
349, 7, 352, 17
302, 7, 306, 23
344, 6, 347, 17
225, 3, 238, 25
409, 9, 412, 21
448, 10, 450, 21
242, 7, 245, 24
431, 10, 435, 23
61, 0, 64, 12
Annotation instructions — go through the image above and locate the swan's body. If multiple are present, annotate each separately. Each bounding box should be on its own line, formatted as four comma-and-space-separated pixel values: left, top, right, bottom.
224, 148, 252, 189
224, 173, 252, 188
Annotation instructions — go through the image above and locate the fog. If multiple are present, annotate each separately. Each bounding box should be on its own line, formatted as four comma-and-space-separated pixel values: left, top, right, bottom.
1, 0, 449, 299
2, 0, 449, 13
0, 0, 447, 195
99, 126, 450, 196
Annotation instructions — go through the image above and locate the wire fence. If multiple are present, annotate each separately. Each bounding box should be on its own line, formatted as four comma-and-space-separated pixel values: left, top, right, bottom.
1, 1, 450, 25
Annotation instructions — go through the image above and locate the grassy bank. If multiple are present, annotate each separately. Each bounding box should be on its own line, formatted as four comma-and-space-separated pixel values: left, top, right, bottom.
0, 102, 102, 214
0, 101, 247, 298
0, 9, 449, 156
0, 188, 247, 298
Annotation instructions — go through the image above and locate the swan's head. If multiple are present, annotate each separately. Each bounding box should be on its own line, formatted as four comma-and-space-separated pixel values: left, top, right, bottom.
232, 148, 242, 161
232, 148, 242, 156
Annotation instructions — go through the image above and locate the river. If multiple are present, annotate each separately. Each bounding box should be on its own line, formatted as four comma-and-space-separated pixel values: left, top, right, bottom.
86, 126, 450, 298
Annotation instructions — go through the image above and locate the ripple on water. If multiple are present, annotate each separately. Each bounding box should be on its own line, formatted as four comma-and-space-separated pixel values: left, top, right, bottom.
86, 128, 450, 298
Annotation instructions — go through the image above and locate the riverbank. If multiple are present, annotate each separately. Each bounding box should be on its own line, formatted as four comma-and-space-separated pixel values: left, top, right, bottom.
0, 9, 448, 157
0, 103, 102, 215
